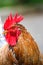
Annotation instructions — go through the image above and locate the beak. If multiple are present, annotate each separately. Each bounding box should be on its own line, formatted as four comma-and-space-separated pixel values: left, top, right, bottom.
3, 30, 8, 35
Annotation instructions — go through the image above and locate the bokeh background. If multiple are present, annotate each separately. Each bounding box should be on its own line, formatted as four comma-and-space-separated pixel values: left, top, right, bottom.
0, 0, 43, 7
0, 0, 43, 54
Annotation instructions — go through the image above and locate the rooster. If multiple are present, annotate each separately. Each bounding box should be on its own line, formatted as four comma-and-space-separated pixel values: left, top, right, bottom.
0, 13, 43, 65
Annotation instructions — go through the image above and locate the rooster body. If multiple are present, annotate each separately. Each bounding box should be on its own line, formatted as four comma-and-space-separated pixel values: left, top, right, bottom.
0, 24, 43, 65
13, 24, 41, 65
0, 14, 43, 65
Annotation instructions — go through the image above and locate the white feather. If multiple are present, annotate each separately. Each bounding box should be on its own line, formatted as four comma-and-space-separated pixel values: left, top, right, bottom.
0, 17, 7, 48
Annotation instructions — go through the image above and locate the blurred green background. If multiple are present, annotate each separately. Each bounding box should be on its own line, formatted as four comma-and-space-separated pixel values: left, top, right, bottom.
0, 0, 43, 7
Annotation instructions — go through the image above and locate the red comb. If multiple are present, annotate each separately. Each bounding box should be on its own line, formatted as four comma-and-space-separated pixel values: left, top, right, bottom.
4, 13, 23, 30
